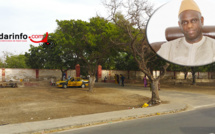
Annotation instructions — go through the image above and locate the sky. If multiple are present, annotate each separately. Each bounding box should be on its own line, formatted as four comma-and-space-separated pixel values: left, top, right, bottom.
0, 0, 173, 57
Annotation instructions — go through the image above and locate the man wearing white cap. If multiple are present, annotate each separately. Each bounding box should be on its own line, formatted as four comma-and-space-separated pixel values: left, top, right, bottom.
157, 0, 215, 66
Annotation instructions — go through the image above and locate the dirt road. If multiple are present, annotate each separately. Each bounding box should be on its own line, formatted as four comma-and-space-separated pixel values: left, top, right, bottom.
0, 81, 150, 125
0, 81, 214, 125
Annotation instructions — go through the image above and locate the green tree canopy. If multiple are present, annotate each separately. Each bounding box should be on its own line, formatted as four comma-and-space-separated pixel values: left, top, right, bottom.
25, 45, 46, 69
114, 52, 139, 71
0, 59, 5, 68
55, 17, 121, 91
5, 54, 29, 68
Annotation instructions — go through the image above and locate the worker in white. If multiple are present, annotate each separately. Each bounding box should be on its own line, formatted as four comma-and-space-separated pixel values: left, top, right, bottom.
157, 0, 215, 66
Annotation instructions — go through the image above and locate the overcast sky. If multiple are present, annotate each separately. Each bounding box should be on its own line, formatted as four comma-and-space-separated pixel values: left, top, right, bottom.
0, 0, 169, 57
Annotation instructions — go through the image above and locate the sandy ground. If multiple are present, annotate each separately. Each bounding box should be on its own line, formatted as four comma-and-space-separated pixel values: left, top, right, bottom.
161, 82, 215, 95
0, 81, 150, 125
0, 81, 214, 125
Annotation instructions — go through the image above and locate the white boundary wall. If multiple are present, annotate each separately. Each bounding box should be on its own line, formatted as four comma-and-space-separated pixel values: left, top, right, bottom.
0, 68, 76, 81
5, 68, 35, 81
102, 70, 215, 81
0, 68, 215, 82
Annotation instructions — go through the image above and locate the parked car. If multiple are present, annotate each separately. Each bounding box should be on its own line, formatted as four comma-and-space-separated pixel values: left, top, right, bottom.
56, 77, 89, 88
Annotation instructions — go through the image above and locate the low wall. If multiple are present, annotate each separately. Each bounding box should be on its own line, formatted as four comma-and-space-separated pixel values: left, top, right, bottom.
39, 69, 62, 80
101, 70, 145, 81
1, 68, 215, 82
5, 68, 35, 81
163, 71, 213, 80
0, 68, 75, 82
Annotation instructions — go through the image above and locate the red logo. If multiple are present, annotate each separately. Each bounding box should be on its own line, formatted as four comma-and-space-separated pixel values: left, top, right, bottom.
29, 32, 50, 45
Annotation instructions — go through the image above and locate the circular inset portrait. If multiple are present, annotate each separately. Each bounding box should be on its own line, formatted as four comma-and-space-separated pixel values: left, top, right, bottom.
146, 0, 215, 66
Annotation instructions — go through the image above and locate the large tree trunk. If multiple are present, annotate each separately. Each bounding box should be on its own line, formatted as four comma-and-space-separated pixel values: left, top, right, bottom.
148, 80, 161, 104
88, 75, 96, 92
184, 72, 188, 80
191, 67, 196, 85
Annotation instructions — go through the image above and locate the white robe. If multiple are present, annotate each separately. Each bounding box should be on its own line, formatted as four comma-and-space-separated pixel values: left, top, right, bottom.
157, 36, 215, 66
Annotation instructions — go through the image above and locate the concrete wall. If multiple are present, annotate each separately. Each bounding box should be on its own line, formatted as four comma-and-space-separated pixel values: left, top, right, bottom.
0, 68, 76, 82
198, 72, 209, 79
5, 68, 35, 81
102, 70, 145, 81
39, 69, 62, 80
39, 69, 75, 81
102, 70, 215, 81
164, 71, 203, 80
164, 71, 174, 79
212, 72, 215, 79
67, 70, 76, 78
102, 70, 111, 80
1, 68, 215, 82
175, 72, 184, 79
153, 71, 160, 78
174, 72, 192, 79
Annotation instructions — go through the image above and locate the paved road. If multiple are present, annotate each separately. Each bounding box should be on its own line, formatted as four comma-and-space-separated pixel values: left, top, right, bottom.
52, 107, 215, 134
